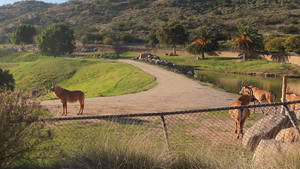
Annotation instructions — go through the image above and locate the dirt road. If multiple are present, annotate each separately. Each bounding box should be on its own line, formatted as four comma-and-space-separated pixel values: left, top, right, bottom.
41, 60, 237, 116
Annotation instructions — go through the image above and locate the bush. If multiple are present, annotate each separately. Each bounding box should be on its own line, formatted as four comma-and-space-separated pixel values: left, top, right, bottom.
0, 91, 52, 169
0, 68, 15, 91
265, 37, 289, 62
102, 37, 113, 45
265, 37, 286, 53
285, 35, 300, 54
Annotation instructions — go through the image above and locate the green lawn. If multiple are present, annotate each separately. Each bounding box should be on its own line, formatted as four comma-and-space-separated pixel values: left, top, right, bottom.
0, 49, 157, 99
118, 52, 300, 75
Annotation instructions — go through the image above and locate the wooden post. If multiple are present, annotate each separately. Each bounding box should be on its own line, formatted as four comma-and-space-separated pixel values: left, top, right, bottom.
160, 115, 170, 151
280, 75, 287, 115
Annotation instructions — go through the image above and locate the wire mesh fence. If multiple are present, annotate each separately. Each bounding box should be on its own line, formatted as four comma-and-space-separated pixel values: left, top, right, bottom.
35, 101, 300, 169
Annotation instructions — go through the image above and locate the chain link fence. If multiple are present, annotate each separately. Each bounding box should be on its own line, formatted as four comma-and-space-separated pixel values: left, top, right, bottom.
32, 101, 300, 169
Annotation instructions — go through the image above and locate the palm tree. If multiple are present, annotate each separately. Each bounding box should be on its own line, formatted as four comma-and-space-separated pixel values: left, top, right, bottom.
232, 24, 263, 61
187, 27, 218, 60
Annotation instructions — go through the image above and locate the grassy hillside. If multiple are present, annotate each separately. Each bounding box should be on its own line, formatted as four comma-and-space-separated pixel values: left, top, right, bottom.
0, 49, 156, 99
0, 0, 299, 43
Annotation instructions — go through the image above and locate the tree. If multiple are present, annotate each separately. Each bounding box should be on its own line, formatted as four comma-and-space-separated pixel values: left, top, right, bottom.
37, 24, 75, 57
156, 22, 189, 55
232, 24, 263, 61
285, 35, 300, 54
112, 42, 129, 57
10, 24, 36, 45
146, 31, 159, 48
0, 68, 15, 91
186, 27, 219, 60
265, 37, 289, 62
0, 91, 52, 168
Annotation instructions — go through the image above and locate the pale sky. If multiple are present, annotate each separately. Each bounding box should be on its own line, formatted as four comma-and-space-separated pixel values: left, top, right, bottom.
0, 0, 69, 6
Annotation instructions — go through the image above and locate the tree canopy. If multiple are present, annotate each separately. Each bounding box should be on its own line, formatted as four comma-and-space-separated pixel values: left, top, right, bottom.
186, 27, 219, 59
37, 24, 75, 56
10, 24, 36, 45
265, 37, 289, 62
156, 22, 189, 54
232, 24, 263, 60
284, 35, 300, 54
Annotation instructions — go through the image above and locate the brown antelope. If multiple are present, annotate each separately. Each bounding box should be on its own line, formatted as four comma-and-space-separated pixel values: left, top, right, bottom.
241, 83, 276, 115
229, 86, 253, 139
286, 92, 300, 111
51, 83, 85, 116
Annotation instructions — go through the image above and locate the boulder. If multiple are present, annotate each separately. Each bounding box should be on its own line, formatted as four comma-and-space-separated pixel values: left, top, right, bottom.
242, 114, 292, 151
139, 53, 152, 60
252, 139, 296, 169
295, 110, 300, 120
275, 127, 299, 143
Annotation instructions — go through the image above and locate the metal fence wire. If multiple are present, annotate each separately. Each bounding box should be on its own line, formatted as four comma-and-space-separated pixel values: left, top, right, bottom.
40, 101, 300, 169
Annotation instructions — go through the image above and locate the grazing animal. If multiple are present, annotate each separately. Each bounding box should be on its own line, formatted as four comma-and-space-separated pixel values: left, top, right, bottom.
229, 86, 253, 139
51, 83, 85, 116
286, 93, 300, 111
242, 85, 276, 115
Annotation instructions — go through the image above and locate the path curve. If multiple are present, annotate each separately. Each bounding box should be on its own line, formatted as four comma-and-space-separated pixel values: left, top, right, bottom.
41, 60, 237, 116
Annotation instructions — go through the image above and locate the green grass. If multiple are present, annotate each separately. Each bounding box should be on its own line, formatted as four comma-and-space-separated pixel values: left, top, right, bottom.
8, 57, 156, 99
118, 52, 300, 75
0, 49, 157, 99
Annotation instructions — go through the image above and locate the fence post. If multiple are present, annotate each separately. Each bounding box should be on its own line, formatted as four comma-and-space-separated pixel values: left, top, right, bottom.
283, 104, 300, 136
280, 75, 287, 115
160, 115, 170, 151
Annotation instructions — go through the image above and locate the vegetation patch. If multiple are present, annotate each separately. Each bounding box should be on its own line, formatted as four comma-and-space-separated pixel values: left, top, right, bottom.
0, 49, 156, 99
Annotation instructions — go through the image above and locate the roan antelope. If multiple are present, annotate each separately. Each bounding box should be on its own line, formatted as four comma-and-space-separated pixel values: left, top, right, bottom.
241, 85, 276, 115
229, 86, 253, 139
51, 83, 85, 116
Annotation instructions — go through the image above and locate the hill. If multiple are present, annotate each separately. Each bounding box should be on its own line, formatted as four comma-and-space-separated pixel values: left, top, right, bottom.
0, 0, 299, 44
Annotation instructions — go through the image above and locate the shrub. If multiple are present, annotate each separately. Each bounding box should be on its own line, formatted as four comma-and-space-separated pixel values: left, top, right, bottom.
0, 68, 15, 91
0, 91, 52, 168
265, 37, 289, 62
265, 37, 286, 53
285, 35, 300, 54
102, 37, 113, 45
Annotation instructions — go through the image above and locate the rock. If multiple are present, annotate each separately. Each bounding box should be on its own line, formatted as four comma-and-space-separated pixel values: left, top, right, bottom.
242, 114, 292, 151
139, 53, 152, 60
186, 71, 194, 76
275, 127, 299, 143
252, 139, 296, 169
295, 110, 300, 120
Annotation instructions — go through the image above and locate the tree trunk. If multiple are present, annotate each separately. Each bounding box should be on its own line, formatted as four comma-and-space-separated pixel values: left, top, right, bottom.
243, 52, 246, 61
201, 50, 205, 60
173, 45, 176, 55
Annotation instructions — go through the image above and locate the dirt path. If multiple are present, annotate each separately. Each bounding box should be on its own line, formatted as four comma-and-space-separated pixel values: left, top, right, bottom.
41, 60, 236, 116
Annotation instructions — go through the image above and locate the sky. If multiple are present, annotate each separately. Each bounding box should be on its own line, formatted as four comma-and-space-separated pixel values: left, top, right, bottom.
0, 0, 69, 6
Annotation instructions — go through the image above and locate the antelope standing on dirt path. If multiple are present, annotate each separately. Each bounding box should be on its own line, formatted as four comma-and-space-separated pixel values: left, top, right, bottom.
229, 86, 253, 139
51, 83, 85, 116
245, 85, 276, 115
